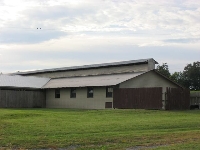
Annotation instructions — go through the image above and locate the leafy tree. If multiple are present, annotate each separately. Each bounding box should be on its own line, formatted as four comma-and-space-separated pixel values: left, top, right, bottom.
170, 71, 185, 86
156, 61, 200, 90
156, 63, 171, 78
182, 61, 200, 90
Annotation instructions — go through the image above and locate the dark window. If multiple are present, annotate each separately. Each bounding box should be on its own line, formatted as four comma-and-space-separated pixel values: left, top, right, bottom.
55, 89, 60, 98
106, 87, 113, 98
70, 88, 76, 98
87, 87, 93, 98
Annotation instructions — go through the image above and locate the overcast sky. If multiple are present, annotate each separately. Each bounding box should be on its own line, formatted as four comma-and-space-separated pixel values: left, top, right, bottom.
0, 0, 199, 74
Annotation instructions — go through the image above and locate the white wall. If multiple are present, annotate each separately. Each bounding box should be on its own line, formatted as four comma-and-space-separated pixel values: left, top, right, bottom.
148, 59, 156, 71
46, 87, 113, 109
119, 71, 179, 91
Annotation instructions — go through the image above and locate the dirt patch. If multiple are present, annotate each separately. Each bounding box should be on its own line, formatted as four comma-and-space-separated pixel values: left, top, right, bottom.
126, 144, 169, 150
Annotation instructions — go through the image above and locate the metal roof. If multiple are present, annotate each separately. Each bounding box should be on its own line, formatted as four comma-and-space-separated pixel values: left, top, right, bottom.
0, 74, 50, 89
42, 72, 144, 88
14, 58, 157, 75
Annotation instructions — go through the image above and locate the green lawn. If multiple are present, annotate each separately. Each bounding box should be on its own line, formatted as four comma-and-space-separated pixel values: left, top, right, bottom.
0, 109, 200, 149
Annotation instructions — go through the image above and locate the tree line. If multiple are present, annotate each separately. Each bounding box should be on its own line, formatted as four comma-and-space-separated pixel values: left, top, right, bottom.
156, 61, 200, 90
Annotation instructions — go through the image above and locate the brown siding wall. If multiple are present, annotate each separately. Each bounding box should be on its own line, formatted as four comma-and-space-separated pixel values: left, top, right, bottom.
113, 87, 162, 109
165, 88, 190, 110
0, 90, 46, 108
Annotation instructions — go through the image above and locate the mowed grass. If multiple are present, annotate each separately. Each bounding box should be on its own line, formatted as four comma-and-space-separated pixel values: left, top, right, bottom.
0, 109, 200, 150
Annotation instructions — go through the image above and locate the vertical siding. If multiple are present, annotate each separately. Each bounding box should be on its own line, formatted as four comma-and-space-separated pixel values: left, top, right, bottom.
113, 87, 162, 109
190, 92, 200, 106
165, 88, 190, 110
0, 89, 46, 108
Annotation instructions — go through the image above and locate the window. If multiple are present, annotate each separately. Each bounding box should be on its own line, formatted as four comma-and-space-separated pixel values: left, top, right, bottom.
87, 87, 93, 98
70, 88, 76, 98
106, 87, 113, 98
55, 89, 60, 98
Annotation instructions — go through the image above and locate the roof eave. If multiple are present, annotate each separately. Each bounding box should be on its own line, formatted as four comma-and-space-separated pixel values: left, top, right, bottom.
13, 58, 156, 75
0, 86, 42, 90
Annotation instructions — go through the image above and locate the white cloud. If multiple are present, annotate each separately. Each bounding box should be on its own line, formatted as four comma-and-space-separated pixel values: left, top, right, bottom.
0, 0, 200, 73
1, 0, 200, 44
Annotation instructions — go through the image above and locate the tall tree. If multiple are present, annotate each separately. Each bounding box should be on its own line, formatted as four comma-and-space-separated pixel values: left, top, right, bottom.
182, 61, 200, 90
156, 63, 171, 78
170, 71, 185, 86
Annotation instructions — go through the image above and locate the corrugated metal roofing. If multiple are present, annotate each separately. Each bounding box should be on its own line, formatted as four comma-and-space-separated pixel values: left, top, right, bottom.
14, 58, 157, 75
0, 75, 50, 89
42, 72, 144, 88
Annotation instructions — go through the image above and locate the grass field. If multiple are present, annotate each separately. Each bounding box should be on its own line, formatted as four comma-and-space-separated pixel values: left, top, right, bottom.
0, 109, 200, 150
